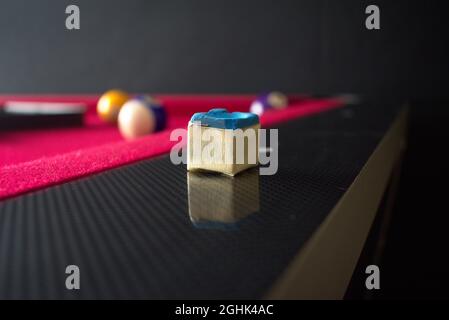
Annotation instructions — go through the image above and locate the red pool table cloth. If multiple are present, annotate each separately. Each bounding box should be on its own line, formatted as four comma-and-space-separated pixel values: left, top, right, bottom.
0, 94, 343, 200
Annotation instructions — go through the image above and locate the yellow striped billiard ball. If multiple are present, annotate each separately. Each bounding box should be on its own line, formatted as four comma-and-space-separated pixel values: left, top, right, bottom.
97, 89, 130, 123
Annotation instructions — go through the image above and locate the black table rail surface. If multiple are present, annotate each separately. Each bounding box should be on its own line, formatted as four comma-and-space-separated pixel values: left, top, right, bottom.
0, 101, 407, 299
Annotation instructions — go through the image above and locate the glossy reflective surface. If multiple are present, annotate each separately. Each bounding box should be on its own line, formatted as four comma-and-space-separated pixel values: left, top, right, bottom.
188, 169, 260, 230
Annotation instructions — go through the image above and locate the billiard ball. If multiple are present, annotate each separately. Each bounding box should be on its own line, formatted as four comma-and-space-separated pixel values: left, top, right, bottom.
97, 89, 130, 123
250, 91, 288, 116
118, 95, 167, 140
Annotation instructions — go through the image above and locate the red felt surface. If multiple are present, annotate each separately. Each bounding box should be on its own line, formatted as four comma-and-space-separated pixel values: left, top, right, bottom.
0, 95, 343, 200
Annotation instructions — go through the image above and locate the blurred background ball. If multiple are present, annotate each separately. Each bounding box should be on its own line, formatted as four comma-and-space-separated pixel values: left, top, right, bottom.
267, 91, 288, 109
118, 95, 167, 140
250, 91, 288, 116
97, 89, 129, 123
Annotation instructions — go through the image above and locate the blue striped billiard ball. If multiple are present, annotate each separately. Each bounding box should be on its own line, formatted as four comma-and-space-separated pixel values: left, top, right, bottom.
118, 95, 167, 140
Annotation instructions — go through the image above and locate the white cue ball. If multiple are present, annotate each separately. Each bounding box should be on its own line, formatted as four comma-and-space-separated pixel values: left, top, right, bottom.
118, 99, 156, 140
250, 101, 264, 116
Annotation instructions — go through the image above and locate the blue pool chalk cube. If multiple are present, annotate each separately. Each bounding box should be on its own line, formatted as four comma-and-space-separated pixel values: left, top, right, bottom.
187, 108, 260, 176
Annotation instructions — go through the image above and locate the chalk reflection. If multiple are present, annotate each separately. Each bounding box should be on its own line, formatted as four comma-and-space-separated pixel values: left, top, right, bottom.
187, 169, 260, 230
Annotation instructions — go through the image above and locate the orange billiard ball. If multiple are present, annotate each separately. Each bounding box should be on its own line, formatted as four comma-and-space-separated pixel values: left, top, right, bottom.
97, 89, 130, 123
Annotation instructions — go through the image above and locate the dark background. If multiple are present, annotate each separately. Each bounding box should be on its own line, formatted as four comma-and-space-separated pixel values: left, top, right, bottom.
0, 0, 448, 299
0, 0, 448, 100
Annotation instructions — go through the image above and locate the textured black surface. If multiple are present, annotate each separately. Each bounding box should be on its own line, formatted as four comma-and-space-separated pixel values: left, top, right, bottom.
0, 104, 399, 299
